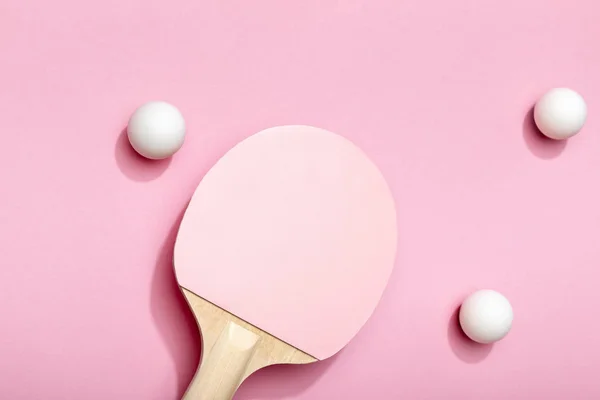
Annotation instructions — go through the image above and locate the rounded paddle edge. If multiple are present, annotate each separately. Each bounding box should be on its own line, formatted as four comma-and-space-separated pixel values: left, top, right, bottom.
174, 125, 398, 360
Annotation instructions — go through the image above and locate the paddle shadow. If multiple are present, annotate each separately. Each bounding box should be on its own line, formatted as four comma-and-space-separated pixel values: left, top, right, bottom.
150, 209, 200, 398
235, 355, 337, 400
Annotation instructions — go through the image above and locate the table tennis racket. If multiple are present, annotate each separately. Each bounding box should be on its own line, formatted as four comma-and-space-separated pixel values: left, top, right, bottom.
173, 125, 397, 400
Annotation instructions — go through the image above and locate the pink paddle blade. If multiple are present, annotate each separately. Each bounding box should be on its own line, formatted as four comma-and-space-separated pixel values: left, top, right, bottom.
174, 125, 397, 359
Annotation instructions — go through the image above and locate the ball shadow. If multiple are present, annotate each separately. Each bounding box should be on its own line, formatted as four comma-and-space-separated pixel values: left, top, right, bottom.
522, 107, 567, 159
114, 128, 171, 181
150, 208, 201, 398
447, 306, 493, 364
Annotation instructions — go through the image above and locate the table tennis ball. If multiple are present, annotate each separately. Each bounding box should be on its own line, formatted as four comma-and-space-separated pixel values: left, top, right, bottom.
459, 289, 513, 344
127, 101, 186, 159
534, 88, 587, 140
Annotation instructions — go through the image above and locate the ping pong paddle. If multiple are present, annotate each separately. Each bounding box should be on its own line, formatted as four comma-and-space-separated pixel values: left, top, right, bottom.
174, 125, 397, 399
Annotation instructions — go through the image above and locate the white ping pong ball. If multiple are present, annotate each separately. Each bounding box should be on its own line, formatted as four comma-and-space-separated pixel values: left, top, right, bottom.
459, 289, 513, 344
534, 88, 587, 140
127, 101, 186, 159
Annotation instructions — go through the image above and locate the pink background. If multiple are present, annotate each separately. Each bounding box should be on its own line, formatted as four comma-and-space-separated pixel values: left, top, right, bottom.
0, 0, 599, 399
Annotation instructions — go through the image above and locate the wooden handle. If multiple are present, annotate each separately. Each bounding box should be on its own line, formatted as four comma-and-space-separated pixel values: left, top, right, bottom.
180, 288, 317, 400
183, 321, 259, 400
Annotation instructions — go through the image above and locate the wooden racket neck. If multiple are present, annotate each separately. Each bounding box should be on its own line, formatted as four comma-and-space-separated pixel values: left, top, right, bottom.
180, 287, 316, 400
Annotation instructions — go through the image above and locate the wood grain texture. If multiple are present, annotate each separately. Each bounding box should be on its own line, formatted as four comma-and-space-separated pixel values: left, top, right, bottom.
180, 287, 317, 400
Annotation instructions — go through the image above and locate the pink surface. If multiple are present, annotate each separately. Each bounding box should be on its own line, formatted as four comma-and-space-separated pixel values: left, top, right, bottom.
175, 126, 396, 360
1, 0, 600, 399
